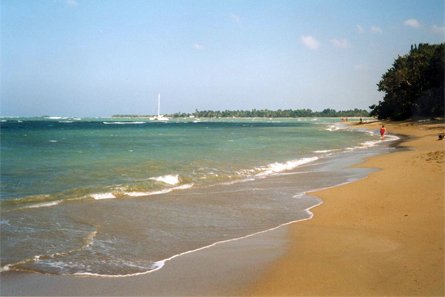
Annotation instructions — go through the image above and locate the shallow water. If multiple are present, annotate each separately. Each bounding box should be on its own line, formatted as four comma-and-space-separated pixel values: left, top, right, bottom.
0, 117, 398, 276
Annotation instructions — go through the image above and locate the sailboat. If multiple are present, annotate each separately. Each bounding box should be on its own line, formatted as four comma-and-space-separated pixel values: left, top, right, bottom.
149, 93, 169, 121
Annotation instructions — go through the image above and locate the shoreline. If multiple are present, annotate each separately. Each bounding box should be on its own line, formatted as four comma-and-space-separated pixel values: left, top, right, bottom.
0, 154, 364, 295
1, 120, 443, 296
0, 119, 385, 278
246, 120, 444, 296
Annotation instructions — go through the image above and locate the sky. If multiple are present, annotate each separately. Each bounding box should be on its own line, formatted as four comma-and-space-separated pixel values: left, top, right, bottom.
1, 0, 444, 117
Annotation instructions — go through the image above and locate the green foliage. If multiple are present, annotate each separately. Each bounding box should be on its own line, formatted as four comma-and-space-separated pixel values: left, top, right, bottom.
172, 108, 369, 118
112, 108, 369, 119
370, 43, 445, 120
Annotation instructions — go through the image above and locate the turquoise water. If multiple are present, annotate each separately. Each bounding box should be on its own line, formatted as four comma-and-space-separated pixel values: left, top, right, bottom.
0, 117, 397, 276
1, 118, 373, 203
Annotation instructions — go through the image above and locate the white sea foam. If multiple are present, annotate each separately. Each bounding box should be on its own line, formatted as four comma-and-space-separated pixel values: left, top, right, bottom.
2, 232, 99, 274
383, 134, 400, 142
359, 140, 380, 148
292, 192, 305, 199
314, 149, 340, 154
125, 189, 171, 197
325, 124, 340, 131
257, 157, 319, 176
349, 134, 400, 151
103, 121, 146, 125
174, 183, 194, 190
91, 193, 116, 200
23, 200, 62, 209
124, 183, 194, 197
150, 174, 180, 185
325, 123, 347, 131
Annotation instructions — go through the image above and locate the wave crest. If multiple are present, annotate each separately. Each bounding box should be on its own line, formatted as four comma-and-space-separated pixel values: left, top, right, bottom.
256, 157, 319, 176
149, 174, 180, 185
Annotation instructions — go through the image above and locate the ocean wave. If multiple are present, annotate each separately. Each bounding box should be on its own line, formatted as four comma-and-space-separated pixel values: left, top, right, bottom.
314, 149, 340, 154
124, 183, 194, 197
324, 123, 347, 131
102, 121, 146, 125
1, 228, 98, 274
88, 181, 194, 200
3, 178, 193, 209
355, 134, 400, 150
292, 192, 306, 199
124, 190, 170, 197
149, 174, 180, 185
22, 200, 63, 209
45, 116, 65, 120
1, 194, 62, 210
341, 134, 400, 153
91, 193, 116, 200
256, 157, 319, 177
2, 129, 397, 210
360, 140, 381, 148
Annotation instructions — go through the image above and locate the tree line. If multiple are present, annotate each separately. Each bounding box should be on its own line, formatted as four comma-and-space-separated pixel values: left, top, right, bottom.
113, 108, 369, 118
370, 43, 444, 120
171, 108, 369, 118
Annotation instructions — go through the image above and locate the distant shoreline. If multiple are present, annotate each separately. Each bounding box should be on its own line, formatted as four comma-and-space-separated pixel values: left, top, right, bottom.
112, 108, 370, 119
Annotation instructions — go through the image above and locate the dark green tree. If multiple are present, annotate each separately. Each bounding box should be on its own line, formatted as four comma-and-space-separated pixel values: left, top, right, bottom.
370, 43, 444, 120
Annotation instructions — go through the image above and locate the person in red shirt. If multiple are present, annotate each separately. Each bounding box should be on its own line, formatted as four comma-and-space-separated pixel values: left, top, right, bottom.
380, 125, 386, 140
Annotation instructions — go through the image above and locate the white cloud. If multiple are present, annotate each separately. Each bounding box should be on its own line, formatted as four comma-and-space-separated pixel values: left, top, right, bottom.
432, 25, 445, 34
229, 13, 241, 24
66, 0, 78, 6
193, 43, 205, 50
356, 25, 365, 34
331, 38, 350, 49
404, 19, 421, 28
370, 26, 383, 33
300, 35, 320, 50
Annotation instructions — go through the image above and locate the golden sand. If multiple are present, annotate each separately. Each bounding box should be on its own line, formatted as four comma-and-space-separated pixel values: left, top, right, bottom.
247, 121, 444, 296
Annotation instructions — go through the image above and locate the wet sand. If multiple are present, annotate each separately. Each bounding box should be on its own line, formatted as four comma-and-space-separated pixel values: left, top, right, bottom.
247, 120, 444, 296
1, 225, 290, 296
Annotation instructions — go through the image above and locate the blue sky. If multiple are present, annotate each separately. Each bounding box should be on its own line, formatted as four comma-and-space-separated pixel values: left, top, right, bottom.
1, 0, 444, 117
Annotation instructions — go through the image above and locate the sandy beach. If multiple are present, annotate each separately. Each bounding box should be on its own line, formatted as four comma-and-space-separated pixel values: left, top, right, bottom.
247, 120, 444, 296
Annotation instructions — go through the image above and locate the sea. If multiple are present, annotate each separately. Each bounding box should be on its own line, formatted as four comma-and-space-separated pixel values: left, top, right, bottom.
0, 117, 399, 277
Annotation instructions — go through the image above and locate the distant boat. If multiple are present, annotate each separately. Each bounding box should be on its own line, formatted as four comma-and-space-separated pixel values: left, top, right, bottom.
149, 93, 169, 121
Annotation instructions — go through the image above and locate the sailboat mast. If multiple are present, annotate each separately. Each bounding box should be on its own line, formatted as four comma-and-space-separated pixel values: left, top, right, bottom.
157, 93, 161, 117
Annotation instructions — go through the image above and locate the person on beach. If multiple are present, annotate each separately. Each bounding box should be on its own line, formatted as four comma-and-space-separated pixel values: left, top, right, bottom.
380, 125, 386, 140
